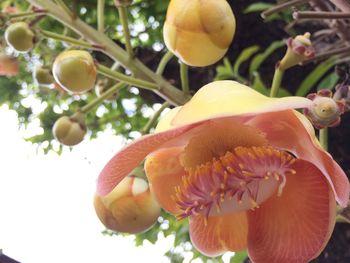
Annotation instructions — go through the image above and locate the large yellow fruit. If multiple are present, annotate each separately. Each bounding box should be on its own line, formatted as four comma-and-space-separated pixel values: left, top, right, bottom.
53, 50, 97, 94
94, 176, 161, 234
163, 0, 235, 67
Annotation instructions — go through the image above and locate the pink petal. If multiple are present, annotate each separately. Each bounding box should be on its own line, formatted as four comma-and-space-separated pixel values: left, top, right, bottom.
97, 121, 205, 196
248, 110, 349, 207
247, 160, 336, 263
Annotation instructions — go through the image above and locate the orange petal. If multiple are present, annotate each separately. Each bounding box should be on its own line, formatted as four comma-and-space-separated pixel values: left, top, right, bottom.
97, 121, 205, 196
189, 212, 248, 257
145, 146, 185, 214
248, 110, 349, 207
247, 160, 336, 263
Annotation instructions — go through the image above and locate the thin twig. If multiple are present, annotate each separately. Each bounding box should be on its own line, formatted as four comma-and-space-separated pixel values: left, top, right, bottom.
293, 11, 350, 20
261, 0, 310, 19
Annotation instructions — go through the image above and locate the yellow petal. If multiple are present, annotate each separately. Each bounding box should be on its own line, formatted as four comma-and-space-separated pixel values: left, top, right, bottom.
171, 81, 313, 126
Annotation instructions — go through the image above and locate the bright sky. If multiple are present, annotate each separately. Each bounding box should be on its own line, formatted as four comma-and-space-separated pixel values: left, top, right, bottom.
0, 105, 176, 263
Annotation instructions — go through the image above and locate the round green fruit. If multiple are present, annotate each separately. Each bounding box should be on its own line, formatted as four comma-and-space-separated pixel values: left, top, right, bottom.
53, 50, 97, 94
5, 22, 35, 53
52, 115, 86, 146
33, 66, 55, 86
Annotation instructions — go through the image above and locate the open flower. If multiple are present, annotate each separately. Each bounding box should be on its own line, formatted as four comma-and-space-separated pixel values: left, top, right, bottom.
97, 81, 349, 263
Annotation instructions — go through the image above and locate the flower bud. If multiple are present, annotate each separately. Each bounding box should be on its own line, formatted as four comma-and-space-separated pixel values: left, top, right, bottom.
278, 32, 315, 70
94, 176, 161, 234
0, 53, 19, 76
5, 22, 35, 53
304, 89, 345, 129
163, 0, 235, 67
33, 66, 55, 86
53, 50, 97, 94
52, 113, 86, 146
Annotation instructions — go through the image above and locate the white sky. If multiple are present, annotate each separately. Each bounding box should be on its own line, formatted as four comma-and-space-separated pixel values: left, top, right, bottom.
0, 105, 175, 263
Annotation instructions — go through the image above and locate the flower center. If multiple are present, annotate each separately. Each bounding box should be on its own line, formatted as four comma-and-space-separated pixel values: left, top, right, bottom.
174, 146, 296, 221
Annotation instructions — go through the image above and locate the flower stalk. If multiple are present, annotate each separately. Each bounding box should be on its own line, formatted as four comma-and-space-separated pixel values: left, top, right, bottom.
270, 67, 284, 97
8, 9, 47, 19
156, 51, 174, 75
97, 0, 105, 32
319, 128, 328, 151
80, 82, 126, 114
141, 101, 170, 135
96, 63, 158, 91
180, 62, 189, 95
117, 5, 134, 59
39, 29, 98, 49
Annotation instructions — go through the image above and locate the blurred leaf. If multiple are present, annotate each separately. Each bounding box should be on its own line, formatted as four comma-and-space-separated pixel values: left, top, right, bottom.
230, 251, 248, 263
317, 72, 339, 90
296, 58, 337, 96
215, 57, 234, 80
249, 40, 284, 76
244, 3, 274, 14
233, 45, 260, 76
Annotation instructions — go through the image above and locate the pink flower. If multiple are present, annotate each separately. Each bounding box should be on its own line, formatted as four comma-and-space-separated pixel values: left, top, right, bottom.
97, 81, 349, 263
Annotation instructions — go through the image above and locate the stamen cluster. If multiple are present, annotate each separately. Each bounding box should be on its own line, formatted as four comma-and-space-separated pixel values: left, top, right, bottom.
174, 146, 296, 220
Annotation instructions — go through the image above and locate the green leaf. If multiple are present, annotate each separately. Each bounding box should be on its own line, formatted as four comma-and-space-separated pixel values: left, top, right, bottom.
215, 57, 234, 80
251, 72, 268, 95
233, 45, 260, 76
249, 40, 285, 76
230, 251, 248, 263
244, 3, 274, 14
296, 58, 337, 96
317, 72, 339, 91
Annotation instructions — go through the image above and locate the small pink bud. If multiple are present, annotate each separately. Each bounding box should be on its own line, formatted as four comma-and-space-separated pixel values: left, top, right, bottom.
304, 89, 345, 129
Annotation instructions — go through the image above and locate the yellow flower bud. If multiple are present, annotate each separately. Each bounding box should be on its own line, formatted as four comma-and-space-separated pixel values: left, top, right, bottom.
163, 0, 235, 67
52, 114, 86, 146
53, 50, 97, 94
5, 22, 35, 53
94, 176, 161, 234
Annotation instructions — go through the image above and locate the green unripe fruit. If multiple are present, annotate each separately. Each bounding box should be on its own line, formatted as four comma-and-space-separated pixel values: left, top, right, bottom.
33, 66, 55, 86
53, 50, 97, 94
5, 22, 35, 52
52, 114, 86, 146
